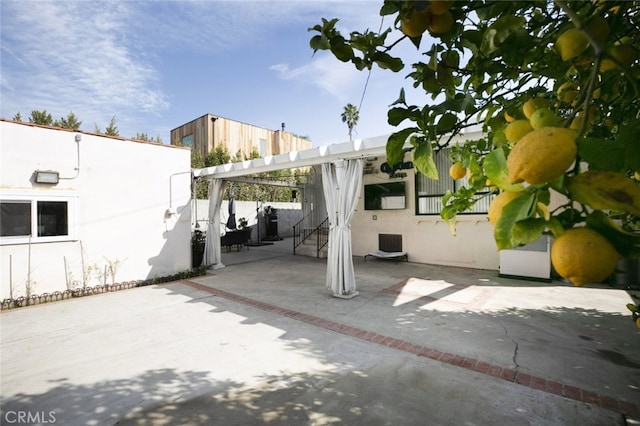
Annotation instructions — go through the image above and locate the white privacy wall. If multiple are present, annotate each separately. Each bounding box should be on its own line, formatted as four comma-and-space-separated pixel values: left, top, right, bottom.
0, 120, 192, 298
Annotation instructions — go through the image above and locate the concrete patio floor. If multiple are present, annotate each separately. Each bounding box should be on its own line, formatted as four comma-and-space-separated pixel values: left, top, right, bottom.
1, 238, 639, 425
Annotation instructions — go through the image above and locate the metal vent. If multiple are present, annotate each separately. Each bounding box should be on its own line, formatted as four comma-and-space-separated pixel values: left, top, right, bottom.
379, 234, 402, 252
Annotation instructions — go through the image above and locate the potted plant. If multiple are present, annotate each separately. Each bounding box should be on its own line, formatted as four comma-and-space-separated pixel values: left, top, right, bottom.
191, 229, 206, 268
238, 217, 248, 229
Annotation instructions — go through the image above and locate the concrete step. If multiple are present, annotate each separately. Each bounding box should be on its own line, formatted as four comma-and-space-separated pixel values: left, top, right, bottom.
295, 242, 328, 259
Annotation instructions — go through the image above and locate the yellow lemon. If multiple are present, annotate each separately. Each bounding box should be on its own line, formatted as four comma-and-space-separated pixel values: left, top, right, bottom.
634, 171, 640, 180
449, 162, 467, 180
507, 127, 577, 184
401, 7, 433, 38
488, 191, 521, 224
429, 0, 454, 15
556, 28, 590, 61
586, 15, 610, 45
637, 317, 640, 329
504, 120, 533, 143
567, 170, 640, 216
529, 108, 563, 129
522, 97, 549, 119
599, 44, 636, 72
557, 81, 579, 103
570, 108, 596, 132
428, 11, 454, 35
551, 227, 621, 286
504, 111, 516, 123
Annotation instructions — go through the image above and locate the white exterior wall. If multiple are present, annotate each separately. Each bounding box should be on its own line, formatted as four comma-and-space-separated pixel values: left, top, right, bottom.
0, 121, 192, 299
351, 162, 500, 271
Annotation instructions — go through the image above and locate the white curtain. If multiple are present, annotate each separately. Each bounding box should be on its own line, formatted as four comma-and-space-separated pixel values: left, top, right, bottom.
322, 159, 363, 297
204, 178, 226, 269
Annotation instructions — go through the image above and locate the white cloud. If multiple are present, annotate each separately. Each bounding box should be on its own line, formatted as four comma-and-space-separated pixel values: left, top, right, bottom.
0, 0, 168, 130
271, 53, 366, 103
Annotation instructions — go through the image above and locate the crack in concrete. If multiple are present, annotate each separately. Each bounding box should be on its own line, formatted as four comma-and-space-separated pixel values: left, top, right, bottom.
499, 320, 520, 369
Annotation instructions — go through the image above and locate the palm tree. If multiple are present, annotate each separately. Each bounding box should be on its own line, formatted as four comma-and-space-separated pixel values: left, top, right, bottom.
341, 103, 359, 142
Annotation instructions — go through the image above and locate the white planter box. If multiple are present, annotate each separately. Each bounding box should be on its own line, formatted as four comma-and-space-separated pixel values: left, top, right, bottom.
499, 236, 551, 281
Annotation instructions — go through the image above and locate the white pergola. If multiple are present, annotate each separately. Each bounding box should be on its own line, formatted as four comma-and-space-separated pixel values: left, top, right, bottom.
193, 134, 391, 298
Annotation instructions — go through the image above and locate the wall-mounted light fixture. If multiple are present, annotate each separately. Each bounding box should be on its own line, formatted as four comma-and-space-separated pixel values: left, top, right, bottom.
35, 170, 59, 184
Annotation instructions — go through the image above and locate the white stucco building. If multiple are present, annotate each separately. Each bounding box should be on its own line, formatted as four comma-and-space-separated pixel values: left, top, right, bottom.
0, 119, 192, 299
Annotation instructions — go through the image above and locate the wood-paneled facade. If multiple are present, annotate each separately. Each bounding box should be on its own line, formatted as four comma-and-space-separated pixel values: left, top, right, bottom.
170, 114, 312, 159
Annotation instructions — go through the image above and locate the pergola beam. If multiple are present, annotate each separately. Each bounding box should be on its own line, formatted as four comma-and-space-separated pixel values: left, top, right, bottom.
193, 135, 390, 179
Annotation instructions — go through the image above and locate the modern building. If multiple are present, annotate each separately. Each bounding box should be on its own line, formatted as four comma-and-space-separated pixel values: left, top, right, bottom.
0, 119, 192, 299
170, 114, 313, 159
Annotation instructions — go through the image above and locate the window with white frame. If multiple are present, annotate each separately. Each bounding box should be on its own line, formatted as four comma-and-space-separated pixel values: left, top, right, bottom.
0, 193, 77, 244
415, 148, 493, 215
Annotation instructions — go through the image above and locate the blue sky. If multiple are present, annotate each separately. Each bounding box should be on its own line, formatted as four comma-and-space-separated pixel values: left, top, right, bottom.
1, 0, 428, 147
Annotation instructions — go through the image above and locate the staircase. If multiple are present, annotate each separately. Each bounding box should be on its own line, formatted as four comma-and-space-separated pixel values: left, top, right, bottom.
293, 217, 329, 259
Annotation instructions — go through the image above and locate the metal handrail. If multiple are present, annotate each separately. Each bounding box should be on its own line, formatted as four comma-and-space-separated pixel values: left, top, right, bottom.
293, 215, 329, 257
315, 217, 329, 257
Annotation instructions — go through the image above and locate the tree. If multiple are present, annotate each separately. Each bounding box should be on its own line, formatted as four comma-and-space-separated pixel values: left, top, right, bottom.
191, 146, 305, 202
132, 132, 162, 143
28, 110, 53, 126
206, 146, 231, 167
311, 1, 640, 291
133, 132, 150, 141
54, 111, 82, 129
13, 112, 22, 122
341, 103, 360, 141
105, 116, 119, 136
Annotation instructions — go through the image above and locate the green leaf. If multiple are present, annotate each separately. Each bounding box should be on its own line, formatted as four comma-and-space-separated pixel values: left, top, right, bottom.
494, 191, 537, 250
512, 218, 546, 247
481, 29, 499, 55
460, 30, 482, 55
386, 128, 417, 166
388, 106, 417, 126
491, 15, 525, 44
586, 211, 640, 258
309, 35, 329, 52
484, 148, 525, 192
330, 36, 354, 62
427, 44, 438, 71
373, 51, 403, 72
436, 113, 457, 134
412, 138, 438, 180
577, 137, 625, 171
389, 88, 407, 107
545, 217, 565, 239
619, 119, 640, 172
379, 2, 398, 16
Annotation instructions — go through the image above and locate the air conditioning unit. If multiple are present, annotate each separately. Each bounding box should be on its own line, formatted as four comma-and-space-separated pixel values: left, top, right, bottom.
499, 235, 551, 281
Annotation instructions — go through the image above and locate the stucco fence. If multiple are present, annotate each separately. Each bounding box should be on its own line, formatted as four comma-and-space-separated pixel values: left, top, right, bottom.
193, 199, 303, 241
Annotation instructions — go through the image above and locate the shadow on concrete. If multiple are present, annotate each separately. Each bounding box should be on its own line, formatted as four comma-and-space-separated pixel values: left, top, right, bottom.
1, 368, 372, 425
